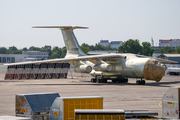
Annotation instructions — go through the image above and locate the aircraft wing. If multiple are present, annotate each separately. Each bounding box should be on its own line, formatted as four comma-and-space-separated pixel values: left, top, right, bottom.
155, 58, 178, 64
4, 54, 125, 66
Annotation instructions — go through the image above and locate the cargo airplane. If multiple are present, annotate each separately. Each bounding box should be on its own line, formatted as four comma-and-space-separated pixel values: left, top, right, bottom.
5, 26, 178, 85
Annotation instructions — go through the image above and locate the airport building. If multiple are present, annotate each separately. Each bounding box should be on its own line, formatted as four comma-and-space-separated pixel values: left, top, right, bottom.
0, 54, 28, 63
22, 51, 49, 60
0, 51, 49, 63
98, 40, 122, 49
159, 39, 180, 47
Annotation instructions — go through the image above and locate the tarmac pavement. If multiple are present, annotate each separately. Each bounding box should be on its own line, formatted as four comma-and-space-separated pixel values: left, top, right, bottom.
0, 65, 180, 118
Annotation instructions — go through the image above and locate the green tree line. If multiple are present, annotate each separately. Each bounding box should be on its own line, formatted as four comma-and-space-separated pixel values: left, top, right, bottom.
81, 39, 155, 56
154, 46, 180, 54
1, 39, 180, 59
0, 45, 67, 59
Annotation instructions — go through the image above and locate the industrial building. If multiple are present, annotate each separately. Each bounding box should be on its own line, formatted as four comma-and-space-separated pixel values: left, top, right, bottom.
98, 40, 122, 49
159, 39, 180, 47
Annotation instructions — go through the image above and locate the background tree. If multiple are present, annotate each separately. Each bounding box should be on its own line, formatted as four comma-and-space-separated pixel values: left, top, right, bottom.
22, 47, 28, 51
80, 44, 90, 54
154, 46, 175, 54
49, 46, 62, 59
163, 46, 174, 53
41, 45, 52, 56
7, 46, 21, 54
0, 47, 7, 54
29, 46, 41, 51
94, 44, 107, 51
60, 47, 67, 58
118, 39, 142, 54
176, 46, 180, 53
141, 42, 154, 56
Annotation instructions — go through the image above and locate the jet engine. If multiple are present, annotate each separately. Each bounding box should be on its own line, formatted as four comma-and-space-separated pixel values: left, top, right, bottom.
93, 64, 112, 72
74, 65, 92, 73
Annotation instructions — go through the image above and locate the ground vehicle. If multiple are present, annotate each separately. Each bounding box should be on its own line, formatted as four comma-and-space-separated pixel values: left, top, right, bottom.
167, 67, 180, 75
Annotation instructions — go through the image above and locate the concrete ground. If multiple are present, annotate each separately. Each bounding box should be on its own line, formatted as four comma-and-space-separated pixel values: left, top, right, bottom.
0, 65, 180, 118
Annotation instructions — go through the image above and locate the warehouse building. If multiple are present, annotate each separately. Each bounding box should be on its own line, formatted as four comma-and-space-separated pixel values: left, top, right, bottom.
159, 39, 180, 47
0, 51, 49, 63
0, 54, 28, 63
22, 51, 49, 60
98, 40, 122, 49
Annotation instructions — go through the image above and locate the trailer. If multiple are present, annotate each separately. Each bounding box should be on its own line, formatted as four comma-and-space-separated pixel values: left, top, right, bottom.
16, 93, 60, 120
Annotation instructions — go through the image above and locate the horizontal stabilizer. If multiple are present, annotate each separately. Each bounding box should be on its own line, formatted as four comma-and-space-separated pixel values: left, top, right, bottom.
32, 26, 88, 29
156, 58, 178, 64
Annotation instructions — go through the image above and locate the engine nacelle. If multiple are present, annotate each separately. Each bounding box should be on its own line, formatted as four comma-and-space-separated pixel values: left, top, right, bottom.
74, 65, 92, 73
93, 64, 112, 72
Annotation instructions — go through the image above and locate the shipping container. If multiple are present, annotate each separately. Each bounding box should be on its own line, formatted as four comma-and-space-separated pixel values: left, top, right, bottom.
75, 109, 125, 120
49, 96, 103, 120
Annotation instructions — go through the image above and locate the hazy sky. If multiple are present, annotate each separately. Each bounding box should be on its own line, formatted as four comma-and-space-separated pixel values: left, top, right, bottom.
0, 0, 180, 49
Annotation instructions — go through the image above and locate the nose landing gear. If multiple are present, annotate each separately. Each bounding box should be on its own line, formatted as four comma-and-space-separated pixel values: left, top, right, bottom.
136, 78, 145, 85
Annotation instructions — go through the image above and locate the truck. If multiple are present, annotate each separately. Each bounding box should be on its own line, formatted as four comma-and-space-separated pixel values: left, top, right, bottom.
167, 67, 180, 75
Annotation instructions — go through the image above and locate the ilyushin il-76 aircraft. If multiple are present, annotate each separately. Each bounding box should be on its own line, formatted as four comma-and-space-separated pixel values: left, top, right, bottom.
5, 26, 178, 85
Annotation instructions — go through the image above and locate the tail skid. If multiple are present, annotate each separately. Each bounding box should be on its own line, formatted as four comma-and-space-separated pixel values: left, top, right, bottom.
32, 26, 88, 58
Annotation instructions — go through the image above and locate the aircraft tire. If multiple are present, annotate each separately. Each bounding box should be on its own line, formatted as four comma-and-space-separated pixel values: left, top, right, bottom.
112, 80, 117, 83
136, 80, 145, 85
91, 78, 97, 83
91, 78, 93, 82
136, 80, 140, 85
102, 79, 107, 83
141, 80, 145, 85
97, 78, 101, 83
124, 79, 128, 83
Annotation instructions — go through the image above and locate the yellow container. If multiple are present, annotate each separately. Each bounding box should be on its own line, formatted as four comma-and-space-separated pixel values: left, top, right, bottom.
49, 96, 103, 120
75, 109, 125, 120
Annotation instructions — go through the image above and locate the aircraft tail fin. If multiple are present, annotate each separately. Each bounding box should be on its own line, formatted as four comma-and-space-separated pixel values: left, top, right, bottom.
32, 26, 88, 58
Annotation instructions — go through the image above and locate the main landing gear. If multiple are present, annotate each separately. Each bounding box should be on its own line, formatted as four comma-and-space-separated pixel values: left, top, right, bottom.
112, 78, 128, 83
91, 77, 107, 83
136, 78, 145, 85
91, 77, 128, 83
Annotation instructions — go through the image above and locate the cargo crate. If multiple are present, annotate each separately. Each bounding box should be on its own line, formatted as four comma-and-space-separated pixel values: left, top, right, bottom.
75, 109, 125, 120
49, 96, 103, 120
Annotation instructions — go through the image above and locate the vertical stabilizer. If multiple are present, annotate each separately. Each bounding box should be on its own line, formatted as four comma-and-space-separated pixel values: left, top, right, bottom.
32, 26, 88, 58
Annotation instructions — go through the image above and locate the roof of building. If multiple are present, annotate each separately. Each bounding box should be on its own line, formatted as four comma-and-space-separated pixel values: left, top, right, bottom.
163, 54, 180, 57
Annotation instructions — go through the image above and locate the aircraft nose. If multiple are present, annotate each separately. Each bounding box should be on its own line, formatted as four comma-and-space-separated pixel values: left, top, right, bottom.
143, 58, 165, 82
